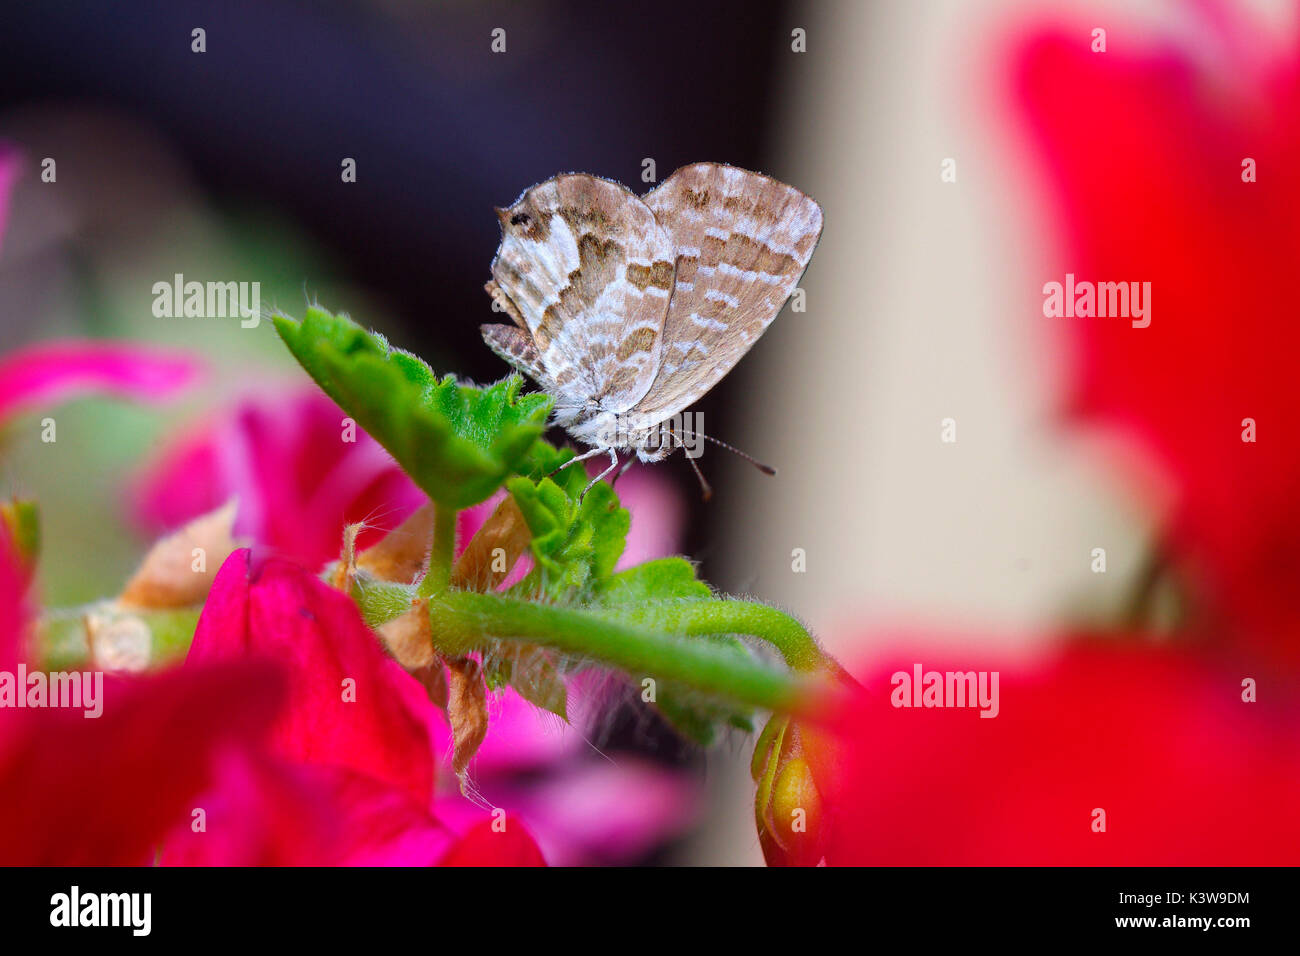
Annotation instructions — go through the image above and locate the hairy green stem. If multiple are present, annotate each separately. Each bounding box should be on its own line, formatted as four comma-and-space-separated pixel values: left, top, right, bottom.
428, 590, 805, 713
593, 599, 825, 673
417, 501, 458, 597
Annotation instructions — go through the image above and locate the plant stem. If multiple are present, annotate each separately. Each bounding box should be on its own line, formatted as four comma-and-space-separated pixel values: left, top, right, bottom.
594, 599, 825, 673
427, 590, 805, 713
418, 501, 458, 597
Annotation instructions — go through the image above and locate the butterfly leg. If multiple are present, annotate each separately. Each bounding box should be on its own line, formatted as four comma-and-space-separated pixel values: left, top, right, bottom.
579, 447, 620, 503
546, 445, 605, 479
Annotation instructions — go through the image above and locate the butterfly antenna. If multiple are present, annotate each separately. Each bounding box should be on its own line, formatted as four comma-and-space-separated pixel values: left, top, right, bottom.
685, 451, 714, 502
676, 429, 777, 476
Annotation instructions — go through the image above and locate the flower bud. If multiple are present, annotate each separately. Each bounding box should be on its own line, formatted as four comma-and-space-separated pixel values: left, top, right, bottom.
751, 713, 831, 866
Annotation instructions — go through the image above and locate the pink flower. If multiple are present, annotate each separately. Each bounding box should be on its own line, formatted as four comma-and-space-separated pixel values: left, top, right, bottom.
0, 144, 200, 425
161, 548, 547, 865
2, 517, 542, 865
185, 549, 438, 805
0, 341, 201, 426
134, 390, 425, 569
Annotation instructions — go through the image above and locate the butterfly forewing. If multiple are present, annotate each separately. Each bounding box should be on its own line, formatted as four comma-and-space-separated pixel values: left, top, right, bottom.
488, 173, 675, 412
632, 163, 823, 423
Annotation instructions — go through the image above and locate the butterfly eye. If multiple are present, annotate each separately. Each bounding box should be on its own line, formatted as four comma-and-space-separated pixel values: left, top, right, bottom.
509, 212, 531, 226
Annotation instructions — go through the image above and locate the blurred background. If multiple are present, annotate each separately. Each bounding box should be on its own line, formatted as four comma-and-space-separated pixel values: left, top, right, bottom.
3, 0, 1288, 864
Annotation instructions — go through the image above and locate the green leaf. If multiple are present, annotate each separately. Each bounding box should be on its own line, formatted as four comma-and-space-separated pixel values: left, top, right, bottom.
505, 473, 629, 600
274, 307, 553, 509
514, 436, 575, 482
594, 557, 712, 605
653, 680, 756, 746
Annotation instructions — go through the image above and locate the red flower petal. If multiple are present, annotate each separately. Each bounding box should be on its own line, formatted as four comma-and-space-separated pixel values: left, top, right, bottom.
133, 391, 425, 569
1012, 22, 1300, 664
438, 816, 547, 867
820, 642, 1300, 865
0, 662, 282, 865
0, 528, 26, 672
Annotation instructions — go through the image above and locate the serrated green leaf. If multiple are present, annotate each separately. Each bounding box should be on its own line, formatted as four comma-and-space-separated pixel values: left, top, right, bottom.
505, 472, 629, 599
274, 307, 553, 509
594, 557, 712, 605
515, 437, 575, 482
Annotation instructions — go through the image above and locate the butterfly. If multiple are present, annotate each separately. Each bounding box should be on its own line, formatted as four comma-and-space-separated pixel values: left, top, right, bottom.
481, 162, 823, 499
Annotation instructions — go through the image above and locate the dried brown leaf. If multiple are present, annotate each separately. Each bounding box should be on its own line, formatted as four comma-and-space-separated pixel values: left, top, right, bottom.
118, 499, 240, 609
356, 501, 434, 584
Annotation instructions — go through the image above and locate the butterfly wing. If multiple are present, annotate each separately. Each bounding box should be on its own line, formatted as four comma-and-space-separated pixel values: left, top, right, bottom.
480, 322, 549, 386
488, 173, 675, 412
631, 163, 823, 423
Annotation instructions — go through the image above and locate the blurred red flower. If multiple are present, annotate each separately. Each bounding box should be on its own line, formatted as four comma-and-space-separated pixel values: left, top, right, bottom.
1, 521, 545, 865
795, 642, 1300, 866
1012, 14, 1300, 665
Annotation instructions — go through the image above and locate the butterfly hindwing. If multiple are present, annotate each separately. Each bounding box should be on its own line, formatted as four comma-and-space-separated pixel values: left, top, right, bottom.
480, 322, 549, 386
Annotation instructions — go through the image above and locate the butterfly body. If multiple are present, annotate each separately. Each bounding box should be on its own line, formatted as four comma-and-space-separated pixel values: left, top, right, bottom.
482, 162, 823, 481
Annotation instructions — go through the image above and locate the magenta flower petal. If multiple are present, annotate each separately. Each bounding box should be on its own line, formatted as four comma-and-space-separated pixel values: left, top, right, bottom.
0, 340, 202, 424
161, 752, 456, 866
189, 549, 439, 807
134, 390, 424, 569
2, 522, 288, 866
504, 758, 700, 866
613, 467, 685, 570
434, 685, 579, 776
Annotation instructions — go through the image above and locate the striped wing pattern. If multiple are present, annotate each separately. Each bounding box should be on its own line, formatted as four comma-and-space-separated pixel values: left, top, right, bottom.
481, 163, 823, 449
485, 173, 675, 413
633, 163, 823, 423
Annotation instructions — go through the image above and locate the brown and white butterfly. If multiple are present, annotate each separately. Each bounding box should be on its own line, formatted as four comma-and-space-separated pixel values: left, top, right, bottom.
481, 162, 823, 498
